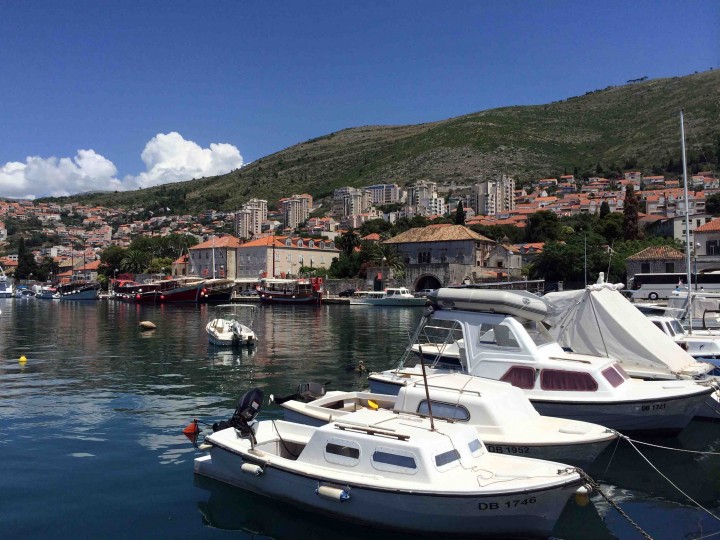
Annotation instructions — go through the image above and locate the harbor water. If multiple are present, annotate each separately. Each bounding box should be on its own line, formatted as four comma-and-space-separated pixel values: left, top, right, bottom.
2, 298, 720, 539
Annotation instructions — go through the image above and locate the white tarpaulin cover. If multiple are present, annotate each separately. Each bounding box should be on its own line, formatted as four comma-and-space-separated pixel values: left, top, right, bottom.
543, 284, 707, 375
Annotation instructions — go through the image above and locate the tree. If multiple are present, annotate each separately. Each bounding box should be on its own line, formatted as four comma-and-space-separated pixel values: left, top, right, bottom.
15, 237, 38, 280
100, 245, 127, 277
336, 228, 361, 257
706, 193, 720, 215
525, 211, 560, 242
599, 201, 610, 219
623, 184, 640, 240
454, 201, 466, 225
121, 250, 151, 274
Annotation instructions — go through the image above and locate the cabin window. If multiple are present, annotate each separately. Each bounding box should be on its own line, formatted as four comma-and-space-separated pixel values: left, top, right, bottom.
613, 363, 630, 380
477, 324, 519, 349
651, 320, 666, 334
372, 448, 417, 474
324, 438, 361, 466
540, 370, 598, 391
500, 366, 536, 389
468, 438, 482, 456
434, 449, 461, 469
601, 366, 625, 388
417, 400, 470, 421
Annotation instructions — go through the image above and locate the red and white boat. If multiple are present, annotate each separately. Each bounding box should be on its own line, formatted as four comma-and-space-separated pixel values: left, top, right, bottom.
156, 278, 206, 303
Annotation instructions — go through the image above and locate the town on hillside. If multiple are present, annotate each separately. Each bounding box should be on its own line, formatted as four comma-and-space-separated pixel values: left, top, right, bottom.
1, 169, 719, 292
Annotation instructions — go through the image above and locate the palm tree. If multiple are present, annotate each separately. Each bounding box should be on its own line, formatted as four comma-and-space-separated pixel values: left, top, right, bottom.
121, 250, 151, 274
337, 228, 361, 257
367, 243, 406, 279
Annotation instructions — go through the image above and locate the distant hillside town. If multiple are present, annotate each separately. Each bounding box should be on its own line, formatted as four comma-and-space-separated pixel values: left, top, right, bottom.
1, 168, 719, 289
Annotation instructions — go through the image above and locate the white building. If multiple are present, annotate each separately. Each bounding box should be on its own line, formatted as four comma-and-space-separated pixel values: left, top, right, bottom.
471, 175, 516, 216
365, 183, 401, 205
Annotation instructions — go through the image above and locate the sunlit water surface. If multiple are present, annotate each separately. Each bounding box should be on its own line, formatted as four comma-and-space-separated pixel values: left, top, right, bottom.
1, 298, 720, 539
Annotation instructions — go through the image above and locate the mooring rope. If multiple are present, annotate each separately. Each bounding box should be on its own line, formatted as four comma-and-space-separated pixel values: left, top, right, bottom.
575, 468, 654, 540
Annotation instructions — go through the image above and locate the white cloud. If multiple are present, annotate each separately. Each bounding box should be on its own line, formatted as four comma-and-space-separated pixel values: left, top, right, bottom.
0, 132, 244, 199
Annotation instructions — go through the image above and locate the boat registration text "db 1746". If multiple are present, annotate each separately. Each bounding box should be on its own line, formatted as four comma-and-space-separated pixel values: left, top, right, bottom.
641, 403, 666, 411
479, 497, 537, 510
485, 445, 530, 454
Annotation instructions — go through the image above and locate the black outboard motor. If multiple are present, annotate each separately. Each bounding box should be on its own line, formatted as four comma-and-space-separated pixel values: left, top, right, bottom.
272, 382, 327, 405
213, 388, 264, 444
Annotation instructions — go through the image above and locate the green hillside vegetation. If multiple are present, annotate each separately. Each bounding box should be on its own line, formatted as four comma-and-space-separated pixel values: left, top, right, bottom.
44, 70, 720, 215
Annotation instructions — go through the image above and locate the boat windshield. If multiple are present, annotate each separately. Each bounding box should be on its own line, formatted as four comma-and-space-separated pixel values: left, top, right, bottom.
667, 318, 685, 336
520, 320, 554, 346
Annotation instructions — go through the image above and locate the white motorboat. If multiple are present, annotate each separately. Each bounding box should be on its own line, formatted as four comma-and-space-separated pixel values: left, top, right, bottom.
34, 284, 60, 299
0, 266, 13, 298
368, 288, 714, 434
275, 373, 617, 467
647, 314, 720, 365
194, 389, 585, 538
206, 304, 257, 347
349, 287, 426, 307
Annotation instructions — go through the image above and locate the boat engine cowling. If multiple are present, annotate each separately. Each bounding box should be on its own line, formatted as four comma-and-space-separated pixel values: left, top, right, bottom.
271, 381, 327, 404
213, 388, 264, 438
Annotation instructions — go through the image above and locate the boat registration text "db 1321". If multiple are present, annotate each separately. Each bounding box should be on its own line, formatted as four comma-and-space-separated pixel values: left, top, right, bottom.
479, 497, 537, 510
485, 445, 530, 454
641, 403, 666, 411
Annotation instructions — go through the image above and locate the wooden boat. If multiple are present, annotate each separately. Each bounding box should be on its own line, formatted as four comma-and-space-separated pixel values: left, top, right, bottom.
57, 281, 100, 301
257, 278, 323, 305
199, 278, 235, 304
369, 288, 714, 434
276, 372, 617, 467
194, 389, 584, 538
156, 278, 205, 303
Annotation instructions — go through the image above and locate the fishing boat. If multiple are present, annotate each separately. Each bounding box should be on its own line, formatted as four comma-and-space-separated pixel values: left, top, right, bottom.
199, 278, 236, 303
257, 277, 323, 305
206, 304, 258, 347
368, 288, 714, 434
193, 389, 585, 538
57, 280, 101, 301
156, 277, 206, 303
34, 284, 59, 299
275, 373, 617, 467
348, 287, 427, 307
0, 266, 13, 298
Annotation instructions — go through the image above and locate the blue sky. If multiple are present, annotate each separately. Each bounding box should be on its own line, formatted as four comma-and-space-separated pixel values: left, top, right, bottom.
1, 0, 718, 199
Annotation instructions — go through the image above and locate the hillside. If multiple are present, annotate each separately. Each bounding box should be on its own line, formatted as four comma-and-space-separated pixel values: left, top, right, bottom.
50, 70, 720, 214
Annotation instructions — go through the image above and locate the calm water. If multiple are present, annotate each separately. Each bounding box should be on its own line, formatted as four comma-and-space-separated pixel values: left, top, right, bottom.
2, 298, 720, 539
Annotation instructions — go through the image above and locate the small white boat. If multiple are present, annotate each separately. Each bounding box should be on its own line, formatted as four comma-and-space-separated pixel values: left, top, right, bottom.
0, 266, 13, 298
369, 288, 714, 434
194, 389, 585, 538
206, 304, 257, 347
276, 373, 617, 467
34, 285, 60, 299
647, 314, 720, 363
349, 287, 426, 307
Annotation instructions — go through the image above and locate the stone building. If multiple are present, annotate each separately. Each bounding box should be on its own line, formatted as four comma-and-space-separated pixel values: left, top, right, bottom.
625, 246, 686, 278
383, 224, 496, 290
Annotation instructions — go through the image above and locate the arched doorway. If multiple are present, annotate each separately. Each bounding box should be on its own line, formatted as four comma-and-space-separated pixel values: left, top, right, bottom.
414, 274, 442, 292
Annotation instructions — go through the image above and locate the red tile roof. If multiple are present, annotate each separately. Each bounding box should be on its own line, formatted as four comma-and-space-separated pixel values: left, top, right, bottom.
626, 246, 684, 260
695, 218, 720, 233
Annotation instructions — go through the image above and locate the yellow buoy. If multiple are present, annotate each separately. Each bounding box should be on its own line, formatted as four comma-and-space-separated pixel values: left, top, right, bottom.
19, 355, 27, 364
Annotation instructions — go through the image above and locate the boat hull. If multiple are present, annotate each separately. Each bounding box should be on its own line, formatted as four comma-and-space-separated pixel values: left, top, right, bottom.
258, 291, 322, 305
349, 298, 426, 307
195, 450, 579, 538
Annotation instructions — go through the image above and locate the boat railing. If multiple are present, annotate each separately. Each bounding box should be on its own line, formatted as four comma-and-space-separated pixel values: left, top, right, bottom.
334, 422, 410, 441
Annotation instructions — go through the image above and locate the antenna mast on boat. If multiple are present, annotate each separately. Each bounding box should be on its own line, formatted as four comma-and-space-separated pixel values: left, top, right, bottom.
417, 345, 436, 432
681, 110, 693, 295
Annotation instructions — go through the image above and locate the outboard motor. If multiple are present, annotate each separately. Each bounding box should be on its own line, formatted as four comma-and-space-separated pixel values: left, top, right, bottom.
213, 388, 264, 444
271, 382, 327, 404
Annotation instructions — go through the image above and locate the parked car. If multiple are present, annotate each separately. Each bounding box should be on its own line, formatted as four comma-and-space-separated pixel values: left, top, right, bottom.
414, 289, 436, 298
338, 288, 357, 297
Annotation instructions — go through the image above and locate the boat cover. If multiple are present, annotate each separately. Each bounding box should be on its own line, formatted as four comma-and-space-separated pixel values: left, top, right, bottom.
543, 284, 707, 375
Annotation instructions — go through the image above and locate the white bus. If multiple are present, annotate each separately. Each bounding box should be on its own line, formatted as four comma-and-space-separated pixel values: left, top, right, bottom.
629, 272, 720, 300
